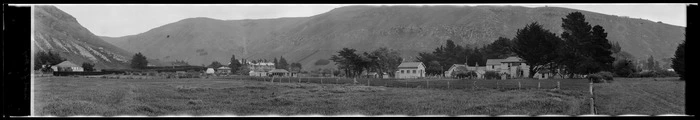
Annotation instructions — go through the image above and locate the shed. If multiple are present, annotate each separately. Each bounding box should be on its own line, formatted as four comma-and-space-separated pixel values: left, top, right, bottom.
52, 61, 84, 72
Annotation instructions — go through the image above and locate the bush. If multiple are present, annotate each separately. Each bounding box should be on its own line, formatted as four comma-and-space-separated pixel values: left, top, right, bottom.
484, 71, 501, 79
587, 71, 614, 83
454, 71, 477, 79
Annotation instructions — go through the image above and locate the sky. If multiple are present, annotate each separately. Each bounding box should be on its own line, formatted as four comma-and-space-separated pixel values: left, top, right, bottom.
51, 4, 690, 37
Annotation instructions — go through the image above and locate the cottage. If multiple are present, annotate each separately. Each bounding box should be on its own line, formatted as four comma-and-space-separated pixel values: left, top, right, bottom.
51, 61, 84, 72
396, 62, 425, 79
485, 57, 530, 79
217, 66, 232, 74
445, 58, 487, 79
269, 69, 290, 77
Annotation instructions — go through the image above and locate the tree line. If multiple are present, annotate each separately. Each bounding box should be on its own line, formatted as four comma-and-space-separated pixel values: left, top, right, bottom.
329, 47, 403, 78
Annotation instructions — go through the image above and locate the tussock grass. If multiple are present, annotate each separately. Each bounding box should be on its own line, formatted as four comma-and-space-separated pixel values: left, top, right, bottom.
35, 77, 592, 116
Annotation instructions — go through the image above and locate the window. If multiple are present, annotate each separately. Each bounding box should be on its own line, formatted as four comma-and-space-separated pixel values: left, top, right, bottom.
413, 70, 416, 73
401, 70, 404, 74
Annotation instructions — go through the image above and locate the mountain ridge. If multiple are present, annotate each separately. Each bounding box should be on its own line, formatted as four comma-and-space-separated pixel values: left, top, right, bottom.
102, 5, 685, 70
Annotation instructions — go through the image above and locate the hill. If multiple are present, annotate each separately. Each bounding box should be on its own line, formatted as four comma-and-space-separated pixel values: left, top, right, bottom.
104, 5, 685, 70
34, 6, 168, 69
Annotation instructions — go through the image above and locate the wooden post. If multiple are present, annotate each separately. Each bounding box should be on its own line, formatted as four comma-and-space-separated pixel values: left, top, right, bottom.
448, 81, 450, 89
557, 81, 561, 90
368, 79, 370, 86
496, 81, 499, 89
405, 81, 408, 87
538, 82, 541, 89
518, 81, 521, 89
299, 77, 301, 83
473, 81, 476, 90
336, 78, 338, 84
426, 79, 429, 89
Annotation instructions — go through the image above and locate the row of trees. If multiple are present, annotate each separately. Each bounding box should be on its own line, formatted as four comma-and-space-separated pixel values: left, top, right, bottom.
416, 37, 515, 76
416, 12, 618, 79
330, 47, 403, 78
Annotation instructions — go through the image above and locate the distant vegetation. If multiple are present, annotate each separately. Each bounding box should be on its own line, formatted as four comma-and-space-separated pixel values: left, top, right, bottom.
330, 47, 402, 78
130, 52, 148, 69
34, 51, 66, 72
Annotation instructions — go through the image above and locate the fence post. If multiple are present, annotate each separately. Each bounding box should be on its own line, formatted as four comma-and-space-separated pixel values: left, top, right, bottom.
473, 81, 476, 90
336, 78, 338, 84
557, 81, 561, 90
448, 81, 450, 89
405, 81, 408, 87
496, 81, 499, 89
299, 77, 301, 83
426, 79, 429, 89
538, 82, 541, 89
518, 81, 521, 89
368, 79, 370, 86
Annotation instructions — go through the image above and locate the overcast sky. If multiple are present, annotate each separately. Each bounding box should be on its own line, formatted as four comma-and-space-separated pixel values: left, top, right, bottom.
52, 4, 689, 37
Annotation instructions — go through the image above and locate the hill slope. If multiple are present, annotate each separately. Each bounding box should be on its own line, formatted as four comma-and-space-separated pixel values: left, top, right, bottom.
34, 5, 135, 69
104, 5, 685, 70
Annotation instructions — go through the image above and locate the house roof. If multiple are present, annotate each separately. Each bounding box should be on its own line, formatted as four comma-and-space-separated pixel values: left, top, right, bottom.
501, 57, 525, 63
54, 61, 80, 67
269, 69, 289, 73
398, 62, 424, 68
486, 59, 505, 65
217, 66, 231, 70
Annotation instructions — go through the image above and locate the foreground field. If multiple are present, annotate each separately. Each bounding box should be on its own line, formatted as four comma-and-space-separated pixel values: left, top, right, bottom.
594, 77, 685, 115
34, 77, 591, 116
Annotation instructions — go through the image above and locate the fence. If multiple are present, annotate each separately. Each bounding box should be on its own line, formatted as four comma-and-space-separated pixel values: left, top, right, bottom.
221, 76, 592, 91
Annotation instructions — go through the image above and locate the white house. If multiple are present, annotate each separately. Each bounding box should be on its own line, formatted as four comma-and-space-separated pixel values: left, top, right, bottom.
51, 61, 84, 72
486, 57, 530, 79
205, 68, 216, 74
396, 62, 425, 79
445, 62, 487, 79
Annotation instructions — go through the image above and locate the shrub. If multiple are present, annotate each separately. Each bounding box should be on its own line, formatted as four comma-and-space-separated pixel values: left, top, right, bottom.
587, 71, 614, 83
454, 71, 478, 79
484, 71, 501, 79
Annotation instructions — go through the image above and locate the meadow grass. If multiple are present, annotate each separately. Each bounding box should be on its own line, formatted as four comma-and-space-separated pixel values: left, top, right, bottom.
593, 77, 685, 115
35, 77, 593, 116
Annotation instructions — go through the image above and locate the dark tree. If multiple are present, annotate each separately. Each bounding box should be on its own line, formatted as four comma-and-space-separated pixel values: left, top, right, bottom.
130, 52, 148, 69
208, 61, 223, 68
229, 54, 242, 73
511, 22, 562, 78
81, 62, 95, 72
426, 61, 443, 76
672, 40, 685, 80
484, 37, 514, 59
273, 58, 279, 68
34, 51, 66, 71
613, 59, 636, 77
278, 56, 289, 70
559, 12, 615, 77
290, 63, 303, 73
590, 25, 615, 71
369, 47, 403, 78
330, 48, 362, 78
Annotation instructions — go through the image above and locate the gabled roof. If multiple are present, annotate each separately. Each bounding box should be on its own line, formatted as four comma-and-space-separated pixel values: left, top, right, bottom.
54, 61, 80, 67
486, 59, 505, 65
502, 57, 525, 63
269, 69, 289, 73
398, 62, 424, 68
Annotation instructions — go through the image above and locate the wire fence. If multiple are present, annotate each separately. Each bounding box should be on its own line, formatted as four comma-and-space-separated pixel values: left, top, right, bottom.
221, 76, 591, 91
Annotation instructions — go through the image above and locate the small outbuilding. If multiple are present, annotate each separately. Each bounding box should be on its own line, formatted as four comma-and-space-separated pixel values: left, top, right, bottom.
396, 62, 425, 79
269, 69, 290, 77
51, 61, 84, 72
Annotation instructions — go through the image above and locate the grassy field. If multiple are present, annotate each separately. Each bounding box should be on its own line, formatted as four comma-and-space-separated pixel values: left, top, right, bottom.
226, 76, 592, 91
593, 77, 685, 115
34, 77, 592, 116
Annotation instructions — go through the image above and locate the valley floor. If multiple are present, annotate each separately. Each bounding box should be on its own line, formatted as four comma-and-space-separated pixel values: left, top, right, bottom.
32, 77, 683, 116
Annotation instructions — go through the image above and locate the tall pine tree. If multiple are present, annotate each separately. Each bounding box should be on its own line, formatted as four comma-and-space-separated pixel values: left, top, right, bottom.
511, 22, 562, 78
672, 40, 685, 80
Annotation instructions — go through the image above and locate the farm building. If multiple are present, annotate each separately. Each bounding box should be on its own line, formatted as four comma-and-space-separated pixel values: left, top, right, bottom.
51, 61, 84, 72
396, 62, 425, 79
486, 57, 530, 79
217, 66, 232, 74
445, 61, 487, 79
269, 69, 291, 77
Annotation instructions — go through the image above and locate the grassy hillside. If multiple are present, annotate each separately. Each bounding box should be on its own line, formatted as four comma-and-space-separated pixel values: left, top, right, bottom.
103, 5, 685, 70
